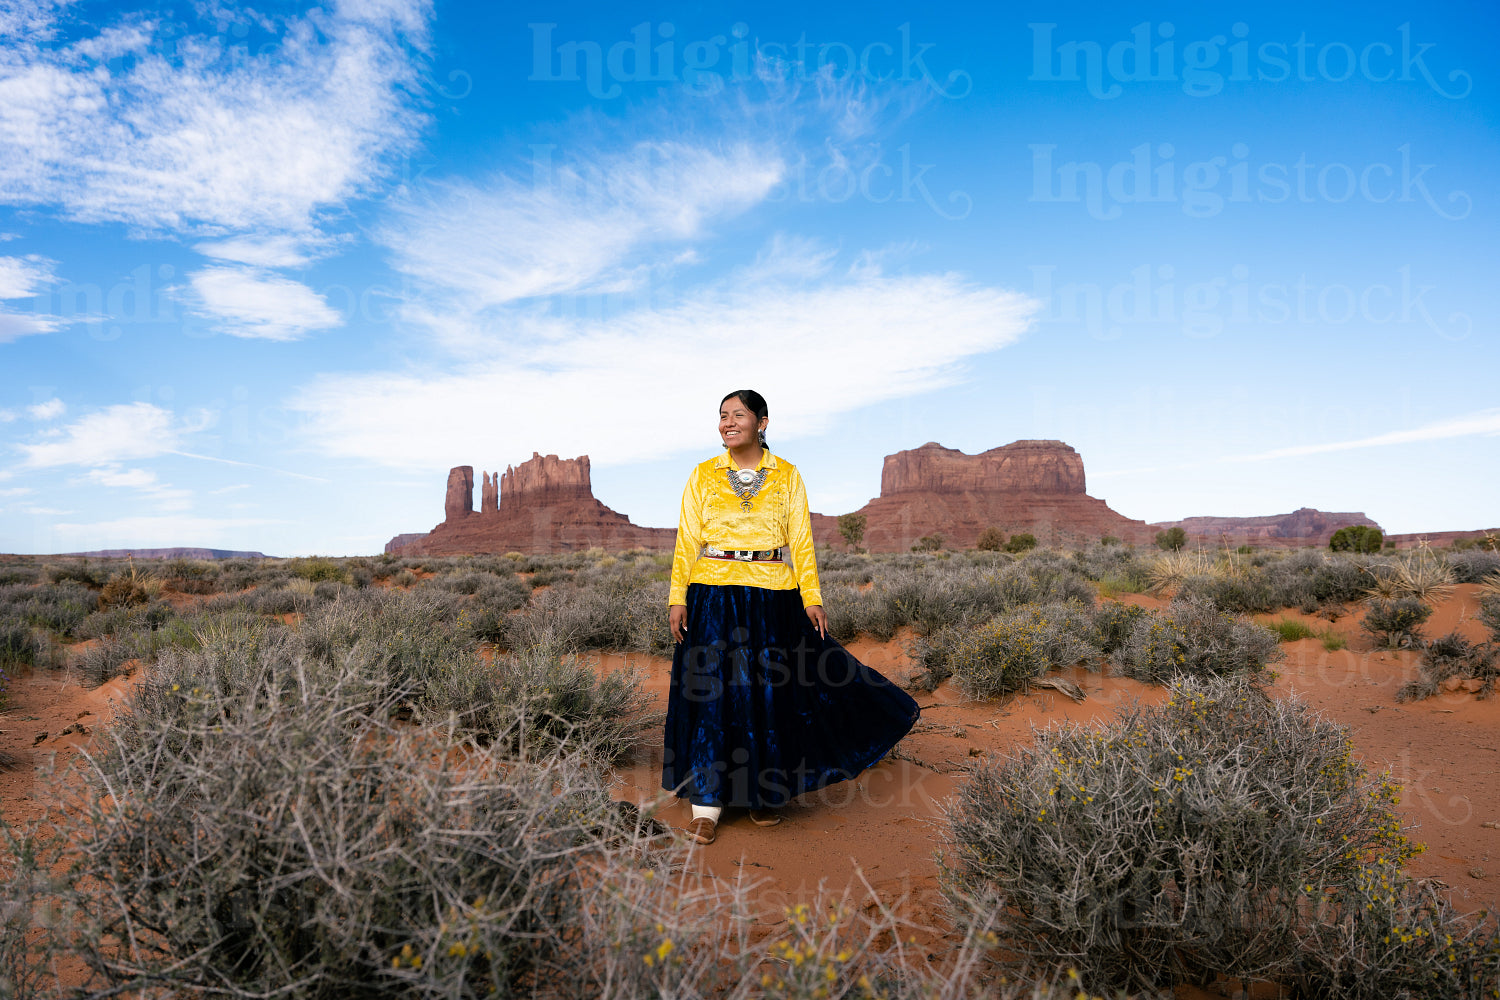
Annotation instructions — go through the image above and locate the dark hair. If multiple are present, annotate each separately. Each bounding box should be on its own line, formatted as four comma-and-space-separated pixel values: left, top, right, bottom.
720, 389, 768, 450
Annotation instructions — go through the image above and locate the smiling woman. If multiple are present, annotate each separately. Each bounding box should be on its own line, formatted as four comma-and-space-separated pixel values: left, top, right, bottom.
661, 388, 919, 845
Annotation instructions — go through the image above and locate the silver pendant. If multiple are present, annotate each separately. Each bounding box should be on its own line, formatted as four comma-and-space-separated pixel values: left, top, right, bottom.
736, 469, 755, 484
740, 500, 753, 511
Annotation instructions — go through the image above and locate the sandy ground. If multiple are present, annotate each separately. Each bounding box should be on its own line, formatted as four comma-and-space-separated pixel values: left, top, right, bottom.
1, 584, 1496, 992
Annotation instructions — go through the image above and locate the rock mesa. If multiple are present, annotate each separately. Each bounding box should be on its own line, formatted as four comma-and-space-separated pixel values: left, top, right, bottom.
811, 440, 1153, 551
386, 453, 673, 555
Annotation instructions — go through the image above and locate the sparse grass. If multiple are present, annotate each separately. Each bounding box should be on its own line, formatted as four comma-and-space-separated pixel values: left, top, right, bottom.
1270, 617, 1316, 642
1318, 628, 1348, 651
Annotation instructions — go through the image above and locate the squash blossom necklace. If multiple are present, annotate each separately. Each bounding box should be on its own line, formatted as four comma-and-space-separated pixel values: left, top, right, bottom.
725, 467, 769, 511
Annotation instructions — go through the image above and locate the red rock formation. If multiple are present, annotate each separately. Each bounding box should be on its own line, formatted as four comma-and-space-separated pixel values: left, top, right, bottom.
813, 440, 1153, 552
501, 452, 593, 503
1151, 508, 1383, 548
389, 454, 673, 555
881, 440, 1085, 495
444, 466, 473, 521
481, 472, 498, 514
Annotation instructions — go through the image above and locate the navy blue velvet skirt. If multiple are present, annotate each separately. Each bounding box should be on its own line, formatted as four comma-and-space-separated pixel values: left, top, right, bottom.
662, 582, 920, 809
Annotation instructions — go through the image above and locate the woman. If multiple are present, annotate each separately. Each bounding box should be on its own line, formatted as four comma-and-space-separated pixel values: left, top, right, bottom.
663, 389, 919, 845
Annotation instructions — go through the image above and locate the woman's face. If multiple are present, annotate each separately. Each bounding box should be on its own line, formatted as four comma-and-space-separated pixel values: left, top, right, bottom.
719, 396, 766, 451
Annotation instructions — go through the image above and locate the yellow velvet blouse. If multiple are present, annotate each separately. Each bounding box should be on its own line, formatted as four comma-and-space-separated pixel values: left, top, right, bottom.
667, 449, 823, 609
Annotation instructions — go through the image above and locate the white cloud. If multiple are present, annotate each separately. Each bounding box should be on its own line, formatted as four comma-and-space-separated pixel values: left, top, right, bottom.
1227, 410, 1500, 462
80, 464, 192, 510
0, 409, 15, 422
82, 465, 158, 489
27, 397, 64, 419
0, 253, 62, 342
186, 265, 342, 340
379, 142, 784, 314
293, 255, 1039, 472
0, 486, 33, 497
16, 402, 185, 467
0, 1, 430, 234
193, 234, 326, 268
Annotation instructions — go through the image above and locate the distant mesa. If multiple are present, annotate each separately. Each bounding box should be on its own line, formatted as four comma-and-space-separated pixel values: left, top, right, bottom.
810, 440, 1154, 551
1150, 508, 1382, 548
387, 452, 673, 556
58, 547, 269, 560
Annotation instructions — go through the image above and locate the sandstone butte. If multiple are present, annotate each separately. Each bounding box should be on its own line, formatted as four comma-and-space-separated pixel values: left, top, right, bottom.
388, 440, 1170, 555
388, 453, 674, 556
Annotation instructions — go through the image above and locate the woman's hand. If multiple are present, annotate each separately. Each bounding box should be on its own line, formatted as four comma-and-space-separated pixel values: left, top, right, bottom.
805, 604, 828, 639
669, 604, 687, 643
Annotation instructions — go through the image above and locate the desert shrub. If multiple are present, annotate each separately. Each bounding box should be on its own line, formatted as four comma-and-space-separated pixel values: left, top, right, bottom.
74, 616, 200, 687
1360, 598, 1433, 649
246, 585, 306, 616
502, 580, 670, 655
940, 676, 1424, 994
1155, 526, 1186, 551
917, 601, 1100, 698
391, 568, 419, 587
420, 648, 650, 763
1330, 525, 1383, 553
1070, 544, 1152, 593
1293, 863, 1500, 999
975, 527, 1005, 552
289, 556, 351, 583
1114, 597, 1282, 683
1271, 618, 1316, 642
912, 533, 945, 553
43, 560, 109, 587
98, 564, 161, 609
161, 557, 221, 594
1004, 532, 1037, 554
43, 657, 669, 1000
1396, 632, 1498, 702
464, 577, 534, 643
1176, 572, 1278, 614
298, 588, 473, 686
0, 582, 96, 636
0, 621, 44, 670
0, 563, 41, 586
1091, 601, 1149, 655
1449, 549, 1500, 584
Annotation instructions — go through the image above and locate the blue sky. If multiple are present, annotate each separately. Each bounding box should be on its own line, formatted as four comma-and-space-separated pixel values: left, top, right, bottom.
0, 0, 1495, 555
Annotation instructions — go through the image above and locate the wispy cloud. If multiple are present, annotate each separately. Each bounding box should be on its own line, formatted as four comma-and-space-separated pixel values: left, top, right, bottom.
1225, 409, 1500, 462
16, 402, 193, 467
193, 234, 329, 268
379, 141, 784, 315
27, 397, 64, 419
0, 253, 62, 342
185, 265, 342, 340
294, 244, 1038, 471
80, 464, 192, 511
0, 1, 431, 235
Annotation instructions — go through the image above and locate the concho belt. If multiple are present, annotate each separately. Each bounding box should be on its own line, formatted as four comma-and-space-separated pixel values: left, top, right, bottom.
703, 545, 784, 562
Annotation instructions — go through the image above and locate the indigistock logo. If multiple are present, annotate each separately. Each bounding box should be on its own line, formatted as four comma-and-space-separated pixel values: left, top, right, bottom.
1028, 21, 1471, 99
1028, 143, 1472, 220
528, 21, 971, 99
1030, 263, 1471, 341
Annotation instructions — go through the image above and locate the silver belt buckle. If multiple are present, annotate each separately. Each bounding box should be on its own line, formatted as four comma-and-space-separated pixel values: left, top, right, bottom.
734, 550, 752, 561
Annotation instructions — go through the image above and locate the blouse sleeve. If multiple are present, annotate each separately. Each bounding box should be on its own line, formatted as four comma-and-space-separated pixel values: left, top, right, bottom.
667, 465, 704, 607
785, 465, 823, 608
